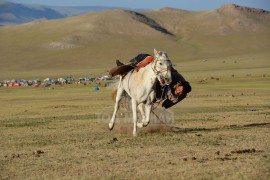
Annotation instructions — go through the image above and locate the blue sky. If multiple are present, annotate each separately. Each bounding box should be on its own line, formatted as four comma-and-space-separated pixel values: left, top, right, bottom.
4, 0, 270, 11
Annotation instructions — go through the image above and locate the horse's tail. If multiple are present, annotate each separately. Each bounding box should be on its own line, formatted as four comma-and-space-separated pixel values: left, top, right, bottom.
111, 78, 131, 110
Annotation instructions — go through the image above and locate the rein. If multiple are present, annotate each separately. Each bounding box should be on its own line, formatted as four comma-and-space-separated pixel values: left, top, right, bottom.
151, 58, 171, 110
152, 86, 166, 110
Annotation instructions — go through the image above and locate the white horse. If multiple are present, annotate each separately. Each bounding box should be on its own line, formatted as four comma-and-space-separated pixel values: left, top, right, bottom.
109, 49, 172, 137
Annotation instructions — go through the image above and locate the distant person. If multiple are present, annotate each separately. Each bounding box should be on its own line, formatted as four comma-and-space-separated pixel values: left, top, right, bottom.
109, 53, 192, 109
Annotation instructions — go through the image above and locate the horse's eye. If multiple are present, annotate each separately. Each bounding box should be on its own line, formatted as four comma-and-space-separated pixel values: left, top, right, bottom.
159, 62, 162, 65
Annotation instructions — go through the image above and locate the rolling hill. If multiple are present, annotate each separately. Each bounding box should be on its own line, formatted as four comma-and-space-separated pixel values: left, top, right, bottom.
0, 4, 269, 79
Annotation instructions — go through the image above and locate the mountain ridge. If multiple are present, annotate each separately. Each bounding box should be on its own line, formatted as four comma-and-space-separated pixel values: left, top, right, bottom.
0, 1, 65, 25
0, 1, 128, 25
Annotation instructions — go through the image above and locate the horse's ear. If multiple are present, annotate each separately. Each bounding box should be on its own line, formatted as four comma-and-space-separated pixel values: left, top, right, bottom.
154, 49, 158, 57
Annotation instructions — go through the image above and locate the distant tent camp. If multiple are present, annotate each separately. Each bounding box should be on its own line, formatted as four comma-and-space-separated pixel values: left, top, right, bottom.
14, 82, 20, 87
43, 78, 51, 82
44, 81, 51, 87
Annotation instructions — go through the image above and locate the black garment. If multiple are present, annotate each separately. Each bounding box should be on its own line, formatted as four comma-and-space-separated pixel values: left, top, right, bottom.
115, 54, 151, 67
155, 67, 190, 109
129, 54, 151, 64
161, 93, 187, 109
156, 67, 186, 99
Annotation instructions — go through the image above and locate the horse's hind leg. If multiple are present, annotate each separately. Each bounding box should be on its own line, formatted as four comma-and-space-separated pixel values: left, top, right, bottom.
109, 80, 124, 130
131, 98, 138, 137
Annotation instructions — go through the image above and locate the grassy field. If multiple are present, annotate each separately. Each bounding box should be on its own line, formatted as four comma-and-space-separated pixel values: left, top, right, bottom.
1, 6, 270, 179
0, 69, 269, 179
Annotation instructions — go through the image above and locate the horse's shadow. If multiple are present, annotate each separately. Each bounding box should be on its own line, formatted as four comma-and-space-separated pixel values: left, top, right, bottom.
168, 122, 270, 134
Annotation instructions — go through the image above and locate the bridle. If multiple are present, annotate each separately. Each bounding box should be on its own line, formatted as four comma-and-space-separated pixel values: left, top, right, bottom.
151, 58, 172, 75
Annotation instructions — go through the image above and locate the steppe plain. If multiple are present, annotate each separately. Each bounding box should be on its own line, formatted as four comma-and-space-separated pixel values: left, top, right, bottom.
0, 4, 270, 179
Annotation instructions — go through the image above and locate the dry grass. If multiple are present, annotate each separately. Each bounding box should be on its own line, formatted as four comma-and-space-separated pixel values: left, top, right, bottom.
0, 7, 270, 179
0, 74, 269, 179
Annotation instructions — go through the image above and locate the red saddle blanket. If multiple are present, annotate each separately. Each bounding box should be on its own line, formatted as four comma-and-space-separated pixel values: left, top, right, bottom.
134, 56, 154, 72
108, 56, 154, 77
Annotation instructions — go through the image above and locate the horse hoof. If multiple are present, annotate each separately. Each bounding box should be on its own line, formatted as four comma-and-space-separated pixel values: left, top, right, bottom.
109, 123, 114, 130
143, 122, 149, 127
133, 132, 138, 137
137, 122, 144, 128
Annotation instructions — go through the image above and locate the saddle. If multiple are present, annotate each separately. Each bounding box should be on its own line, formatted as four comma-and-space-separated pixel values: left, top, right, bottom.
134, 56, 154, 72
108, 64, 135, 77
108, 54, 154, 77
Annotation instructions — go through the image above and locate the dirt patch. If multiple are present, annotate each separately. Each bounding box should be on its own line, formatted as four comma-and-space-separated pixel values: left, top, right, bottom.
231, 149, 264, 154
47, 41, 77, 49
110, 122, 173, 135
140, 123, 172, 134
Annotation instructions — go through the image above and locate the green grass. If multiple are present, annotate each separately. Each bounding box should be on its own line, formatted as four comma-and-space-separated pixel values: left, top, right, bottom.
0, 75, 269, 179
0, 8, 270, 179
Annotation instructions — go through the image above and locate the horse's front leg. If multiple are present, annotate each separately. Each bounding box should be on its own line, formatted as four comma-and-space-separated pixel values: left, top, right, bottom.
143, 91, 155, 127
131, 99, 138, 137
109, 81, 124, 130
143, 104, 152, 127
137, 103, 145, 128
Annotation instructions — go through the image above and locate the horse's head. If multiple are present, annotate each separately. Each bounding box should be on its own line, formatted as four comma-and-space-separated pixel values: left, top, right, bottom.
152, 49, 172, 85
